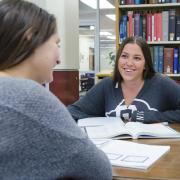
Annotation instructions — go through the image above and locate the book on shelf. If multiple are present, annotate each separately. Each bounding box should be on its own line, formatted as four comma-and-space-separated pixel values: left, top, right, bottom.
127, 11, 134, 37
158, 46, 164, 73
164, 47, 174, 74
162, 11, 169, 41
173, 47, 179, 74
176, 15, 180, 41
119, 8, 180, 43
134, 13, 141, 37
92, 139, 170, 170
157, 13, 162, 41
153, 46, 159, 72
146, 12, 152, 42
169, 9, 176, 41
78, 117, 180, 139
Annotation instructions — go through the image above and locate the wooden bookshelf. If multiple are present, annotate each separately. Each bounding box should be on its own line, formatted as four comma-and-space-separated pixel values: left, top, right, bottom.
115, 1, 180, 78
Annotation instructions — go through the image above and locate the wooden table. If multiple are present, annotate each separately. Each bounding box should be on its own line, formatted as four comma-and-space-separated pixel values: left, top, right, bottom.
112, 124, 180, 180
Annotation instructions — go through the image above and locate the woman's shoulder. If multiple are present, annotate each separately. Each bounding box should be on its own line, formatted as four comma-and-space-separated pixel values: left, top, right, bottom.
149, 73, 179, 87
0, 77, 46, 95
0, 77, 60, 106
98, 77, 114, 86
91, 77, 115, 92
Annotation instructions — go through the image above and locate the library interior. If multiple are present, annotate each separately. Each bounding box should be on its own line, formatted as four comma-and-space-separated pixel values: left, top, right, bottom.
1, 0, 180, 179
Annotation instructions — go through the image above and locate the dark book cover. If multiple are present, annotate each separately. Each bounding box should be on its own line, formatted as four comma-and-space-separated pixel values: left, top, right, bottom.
134, 13, 140, 37
153, 46, 159, 72
158, 46, 164, 73
169, 9, 176, 41
173, 48, 179, 74
176, 16, 180, 41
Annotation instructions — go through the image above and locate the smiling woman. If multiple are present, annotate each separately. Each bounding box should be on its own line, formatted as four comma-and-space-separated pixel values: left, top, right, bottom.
68, 36, 180, 124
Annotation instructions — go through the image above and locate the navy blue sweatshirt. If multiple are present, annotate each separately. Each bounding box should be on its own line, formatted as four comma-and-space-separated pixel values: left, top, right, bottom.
68, 74, 180, 123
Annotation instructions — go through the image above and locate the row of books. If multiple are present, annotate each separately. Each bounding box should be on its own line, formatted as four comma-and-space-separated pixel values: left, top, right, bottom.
151, 46, 179, 74
119, 10, 180, 42
120, 0, 180, 4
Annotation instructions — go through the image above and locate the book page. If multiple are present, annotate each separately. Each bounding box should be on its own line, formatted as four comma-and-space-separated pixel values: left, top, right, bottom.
91, 139, 170, 170
78, 117, 130, 139
125, 122, 180, 139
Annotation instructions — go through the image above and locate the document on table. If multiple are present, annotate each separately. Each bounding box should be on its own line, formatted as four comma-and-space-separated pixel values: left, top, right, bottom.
91, 139, 170, 170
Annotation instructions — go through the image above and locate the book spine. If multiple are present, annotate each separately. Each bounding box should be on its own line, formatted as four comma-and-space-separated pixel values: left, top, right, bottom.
146, 13, 152, 42
157, 12, 162, 41
152, 14, 155, 41
139, 14, 143, 37
173, 48, 179, 74
162, 11, 169, 41
149, 0, 156, 3
158, 46, 164, 73
134, 13, 140, 37
164, 48, 174, 74
128, 11, 133, 37
134, 0, 141, 4
122, 15, 128, 41
153, 46, 159, 72
169, 9, 176, 41
119, 20, 124, 42
176, 16, 180, 41
142, 13, 146, 40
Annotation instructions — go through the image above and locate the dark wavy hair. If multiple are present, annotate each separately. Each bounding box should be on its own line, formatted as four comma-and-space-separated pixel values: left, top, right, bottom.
112, 36, 155, 84
0, 0, 56, 70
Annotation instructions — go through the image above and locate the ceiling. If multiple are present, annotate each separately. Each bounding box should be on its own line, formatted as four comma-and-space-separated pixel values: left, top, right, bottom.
79, 0, 116, 47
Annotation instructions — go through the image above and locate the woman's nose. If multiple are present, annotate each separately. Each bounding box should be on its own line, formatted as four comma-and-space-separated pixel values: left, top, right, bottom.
126, 58, 134, 66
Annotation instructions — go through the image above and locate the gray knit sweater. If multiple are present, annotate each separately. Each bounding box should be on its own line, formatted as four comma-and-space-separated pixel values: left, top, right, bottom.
0, 77, 112, 180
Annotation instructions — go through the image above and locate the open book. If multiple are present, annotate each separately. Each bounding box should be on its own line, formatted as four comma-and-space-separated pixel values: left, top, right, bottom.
91, 139, 170, 170
78, 117, 180, 139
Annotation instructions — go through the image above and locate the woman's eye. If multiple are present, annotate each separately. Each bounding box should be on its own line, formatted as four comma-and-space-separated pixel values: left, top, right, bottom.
121, 54, 127, 58
134, 57, 141, 61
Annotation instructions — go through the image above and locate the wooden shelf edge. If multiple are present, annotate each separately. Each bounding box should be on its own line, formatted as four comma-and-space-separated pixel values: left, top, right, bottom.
119, 3, 180, 9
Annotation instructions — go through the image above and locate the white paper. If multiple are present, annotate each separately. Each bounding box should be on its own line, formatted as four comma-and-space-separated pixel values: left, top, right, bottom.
78, 117, 180, 139
91, 139, 170, 170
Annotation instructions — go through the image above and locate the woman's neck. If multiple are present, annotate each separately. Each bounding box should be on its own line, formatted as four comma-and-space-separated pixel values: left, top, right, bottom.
121, 79, 145, 106
0, 66, 32, 81
121, 79, 144, 90
0, 71, 12, 77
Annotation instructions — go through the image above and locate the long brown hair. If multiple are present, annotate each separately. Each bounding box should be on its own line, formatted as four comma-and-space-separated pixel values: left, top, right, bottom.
0, 0, 56, 70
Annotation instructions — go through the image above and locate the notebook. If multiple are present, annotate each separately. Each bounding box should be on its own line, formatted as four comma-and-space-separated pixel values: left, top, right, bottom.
78, 117, 180, 139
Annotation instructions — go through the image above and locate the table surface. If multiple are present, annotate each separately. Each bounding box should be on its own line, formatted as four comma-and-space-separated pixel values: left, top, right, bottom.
112, 124, 180, 180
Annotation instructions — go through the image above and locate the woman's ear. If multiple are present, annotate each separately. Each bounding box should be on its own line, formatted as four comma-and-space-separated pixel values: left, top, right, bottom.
24, 28, 33, 41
